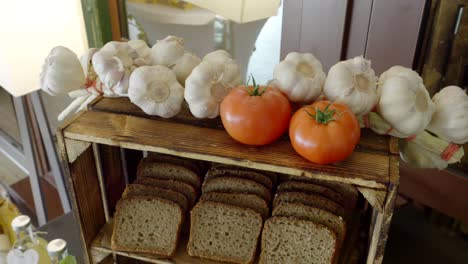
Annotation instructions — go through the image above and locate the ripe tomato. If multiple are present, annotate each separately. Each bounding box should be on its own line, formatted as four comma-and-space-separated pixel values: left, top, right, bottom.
220, 82, 291, 146
289, 101, 360, 164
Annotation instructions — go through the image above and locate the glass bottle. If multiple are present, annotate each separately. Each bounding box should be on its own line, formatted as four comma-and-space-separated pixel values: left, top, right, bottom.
47, 239, 76, 264
6, 215, 51, 264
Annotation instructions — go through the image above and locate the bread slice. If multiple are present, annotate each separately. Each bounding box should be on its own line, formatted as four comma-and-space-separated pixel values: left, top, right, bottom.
145, 154, 203, 176
202, 177, 271, 203
273, 202, 346, 247
273, 192, 345, 218
277, 181, 343, 206
187, 201, 263, 264
259, 216, 337, 264
211, 163, 278, 185
111, 196, 183, 257
206, 168, 273, 190
200, 192, 269, 219
137, 162, 201, 189
133, 177, 197, 207
123, 184, 188, 213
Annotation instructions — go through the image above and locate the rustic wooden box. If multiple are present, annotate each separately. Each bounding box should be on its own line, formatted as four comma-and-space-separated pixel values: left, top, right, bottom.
57, 96, 399, 264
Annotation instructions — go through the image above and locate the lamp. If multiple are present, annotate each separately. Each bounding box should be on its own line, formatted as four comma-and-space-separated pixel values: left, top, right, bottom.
183, 0, 281, 23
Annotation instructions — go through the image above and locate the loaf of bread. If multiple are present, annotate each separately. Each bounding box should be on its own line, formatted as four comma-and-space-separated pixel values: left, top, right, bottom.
145, 154, 204, 176
134, 177, 197, 206
122, 184, 189, 213
259, 216, 337, 264
137, 162, 201, 189
202, 177, 271, 203
200, 192, 269, 219
111, 196, 183, 257
273, 192, 345, 217
188, 201, 263, 264
211, 163, 277, 185
206, 168, 273, 190
277, 181, 343, 206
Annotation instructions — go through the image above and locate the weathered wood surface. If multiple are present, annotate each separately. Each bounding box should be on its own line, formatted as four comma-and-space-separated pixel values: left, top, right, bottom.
62, 110, 393, 189
357, 187, 386, 213
65, 139, 91, 163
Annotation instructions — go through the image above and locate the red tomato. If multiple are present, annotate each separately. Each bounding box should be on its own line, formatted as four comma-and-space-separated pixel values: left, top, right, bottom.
289, 101, 360, 164
220, 84, 291, 146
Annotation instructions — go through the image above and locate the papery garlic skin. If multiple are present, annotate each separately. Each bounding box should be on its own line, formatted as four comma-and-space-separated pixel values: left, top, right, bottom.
273, 52, 326, 104
172, 52, 201, 86
128, 39, 152, 66
202, 50, 232, 64
151, 36, 185, 67
400, 140, 448, 169
427, 86, 468, 144
40, 46, 85, 96
185, 50, 241, 118
128, 65, 184, 118
323, 56, 378, 115
377, 66, 435, 136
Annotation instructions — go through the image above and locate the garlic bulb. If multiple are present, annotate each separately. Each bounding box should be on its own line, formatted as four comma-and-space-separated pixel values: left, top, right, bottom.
400, 140, 448, 169
172, 52, 201, 86
203, 50, 232, 64
427, 86, 468, 144
128, 65, 184, 118
151, 36, 185, 67
185, 50, 241, 118
128, 39, 152, 66
323, 56, 378, 115
377, 66, 435, 136
79, 48, 98, 77
40, 46, 85, 96
273, 52, 326, 104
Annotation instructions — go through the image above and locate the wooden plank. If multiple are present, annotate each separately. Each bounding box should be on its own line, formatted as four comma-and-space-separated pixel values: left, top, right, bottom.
357, 187, 385, 213
345, 0, 374, 58
299, 0, 349, 70
62, 110, 390, 189
108, 0, 122, 41
365, 0, 426, 74
65, 138, 91, 163
90, 97, 394, 156
280, 0, 303, 59
98, 145, 126, 214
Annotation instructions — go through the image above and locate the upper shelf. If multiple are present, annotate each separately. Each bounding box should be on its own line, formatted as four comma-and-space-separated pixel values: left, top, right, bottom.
61, 97, 398, 189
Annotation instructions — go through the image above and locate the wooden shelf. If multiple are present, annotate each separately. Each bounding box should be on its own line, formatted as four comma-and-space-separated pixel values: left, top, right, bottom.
61, 97, 398, 190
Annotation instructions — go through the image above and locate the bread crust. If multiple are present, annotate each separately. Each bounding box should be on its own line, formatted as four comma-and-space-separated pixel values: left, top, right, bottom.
202, 177, 271, 203
206, 168, 273, 190
134, 177, 197, 206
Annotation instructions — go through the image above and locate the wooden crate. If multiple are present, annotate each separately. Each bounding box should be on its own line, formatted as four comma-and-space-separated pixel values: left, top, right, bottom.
57, 96, 399, 264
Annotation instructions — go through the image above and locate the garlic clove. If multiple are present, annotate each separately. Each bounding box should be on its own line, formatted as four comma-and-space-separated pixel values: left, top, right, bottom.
172, 52, 201, 86
40, 46, 86, 96
151, 36, 185, 67
427, 86, 468, 144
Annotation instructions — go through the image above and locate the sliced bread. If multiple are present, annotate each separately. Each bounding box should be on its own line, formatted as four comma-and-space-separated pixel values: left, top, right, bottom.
277, 181, 343, 206
259, 216, 337, 264
202, 177, 271, 203
200, 192, 269, 219
211, 163, 278, 185
137, 162, 201, 189
206, 168, 273, 190
145, 154, 203, 176
187, 201, 263, 264
272, 202, 346, 247
122, 184, 189, 213
273, 192, 345, 218
133, 177, 197, 207
111, 196, 183, 257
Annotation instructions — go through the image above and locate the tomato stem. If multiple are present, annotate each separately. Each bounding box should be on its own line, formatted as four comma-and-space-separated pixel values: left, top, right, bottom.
304, 104, 337, 124
246, 74, 268, 96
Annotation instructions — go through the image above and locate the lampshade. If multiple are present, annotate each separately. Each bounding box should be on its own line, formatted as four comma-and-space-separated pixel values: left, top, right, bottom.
183, 0, 281, 23
0, 0, 88, 97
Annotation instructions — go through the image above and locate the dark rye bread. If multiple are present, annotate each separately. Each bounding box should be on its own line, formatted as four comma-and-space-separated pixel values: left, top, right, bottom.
145, 154, 204, 176
277, 181, 343, 207
111, 196, 183, 257
273, 202, 346, 248
259, 216, 337, 264
273, 192, 345, 218
202, 177, 271, 203
137, 162, 201, 189
122, 184, 189, 213
206, 168, 273, 190
188, 201, 263, 264
133, 177, 197, 207
211, 163, 278, 185
200, 192, 269, 219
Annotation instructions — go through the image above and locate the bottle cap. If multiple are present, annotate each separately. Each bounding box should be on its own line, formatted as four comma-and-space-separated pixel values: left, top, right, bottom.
11, 215, 31, 232
47, 239, 67, 257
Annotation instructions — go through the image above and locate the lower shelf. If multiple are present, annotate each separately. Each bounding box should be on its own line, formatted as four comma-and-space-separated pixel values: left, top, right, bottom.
90, 212, 367, 264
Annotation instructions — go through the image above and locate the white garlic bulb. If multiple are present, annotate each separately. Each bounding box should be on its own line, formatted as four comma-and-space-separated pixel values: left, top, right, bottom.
377, 66, 435, 136
40, 46, 85, 96
273, 52, 326, 104
427, 86, 468, 144
128, 39, 152, 66
128, 65, 184, 118
202, 50, 232, 64
172, 52, 201, 86
185, 50, 241, 118
323, 56, 378, 115
151, 36, 185, 67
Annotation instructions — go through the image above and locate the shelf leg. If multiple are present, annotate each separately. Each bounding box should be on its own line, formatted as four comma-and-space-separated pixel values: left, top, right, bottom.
366, 183, 398, 264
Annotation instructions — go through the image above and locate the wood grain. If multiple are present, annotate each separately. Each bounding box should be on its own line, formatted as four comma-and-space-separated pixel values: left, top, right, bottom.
98, 145, 126, 214
357, 187, 386, 213
63, 110, 391, 189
